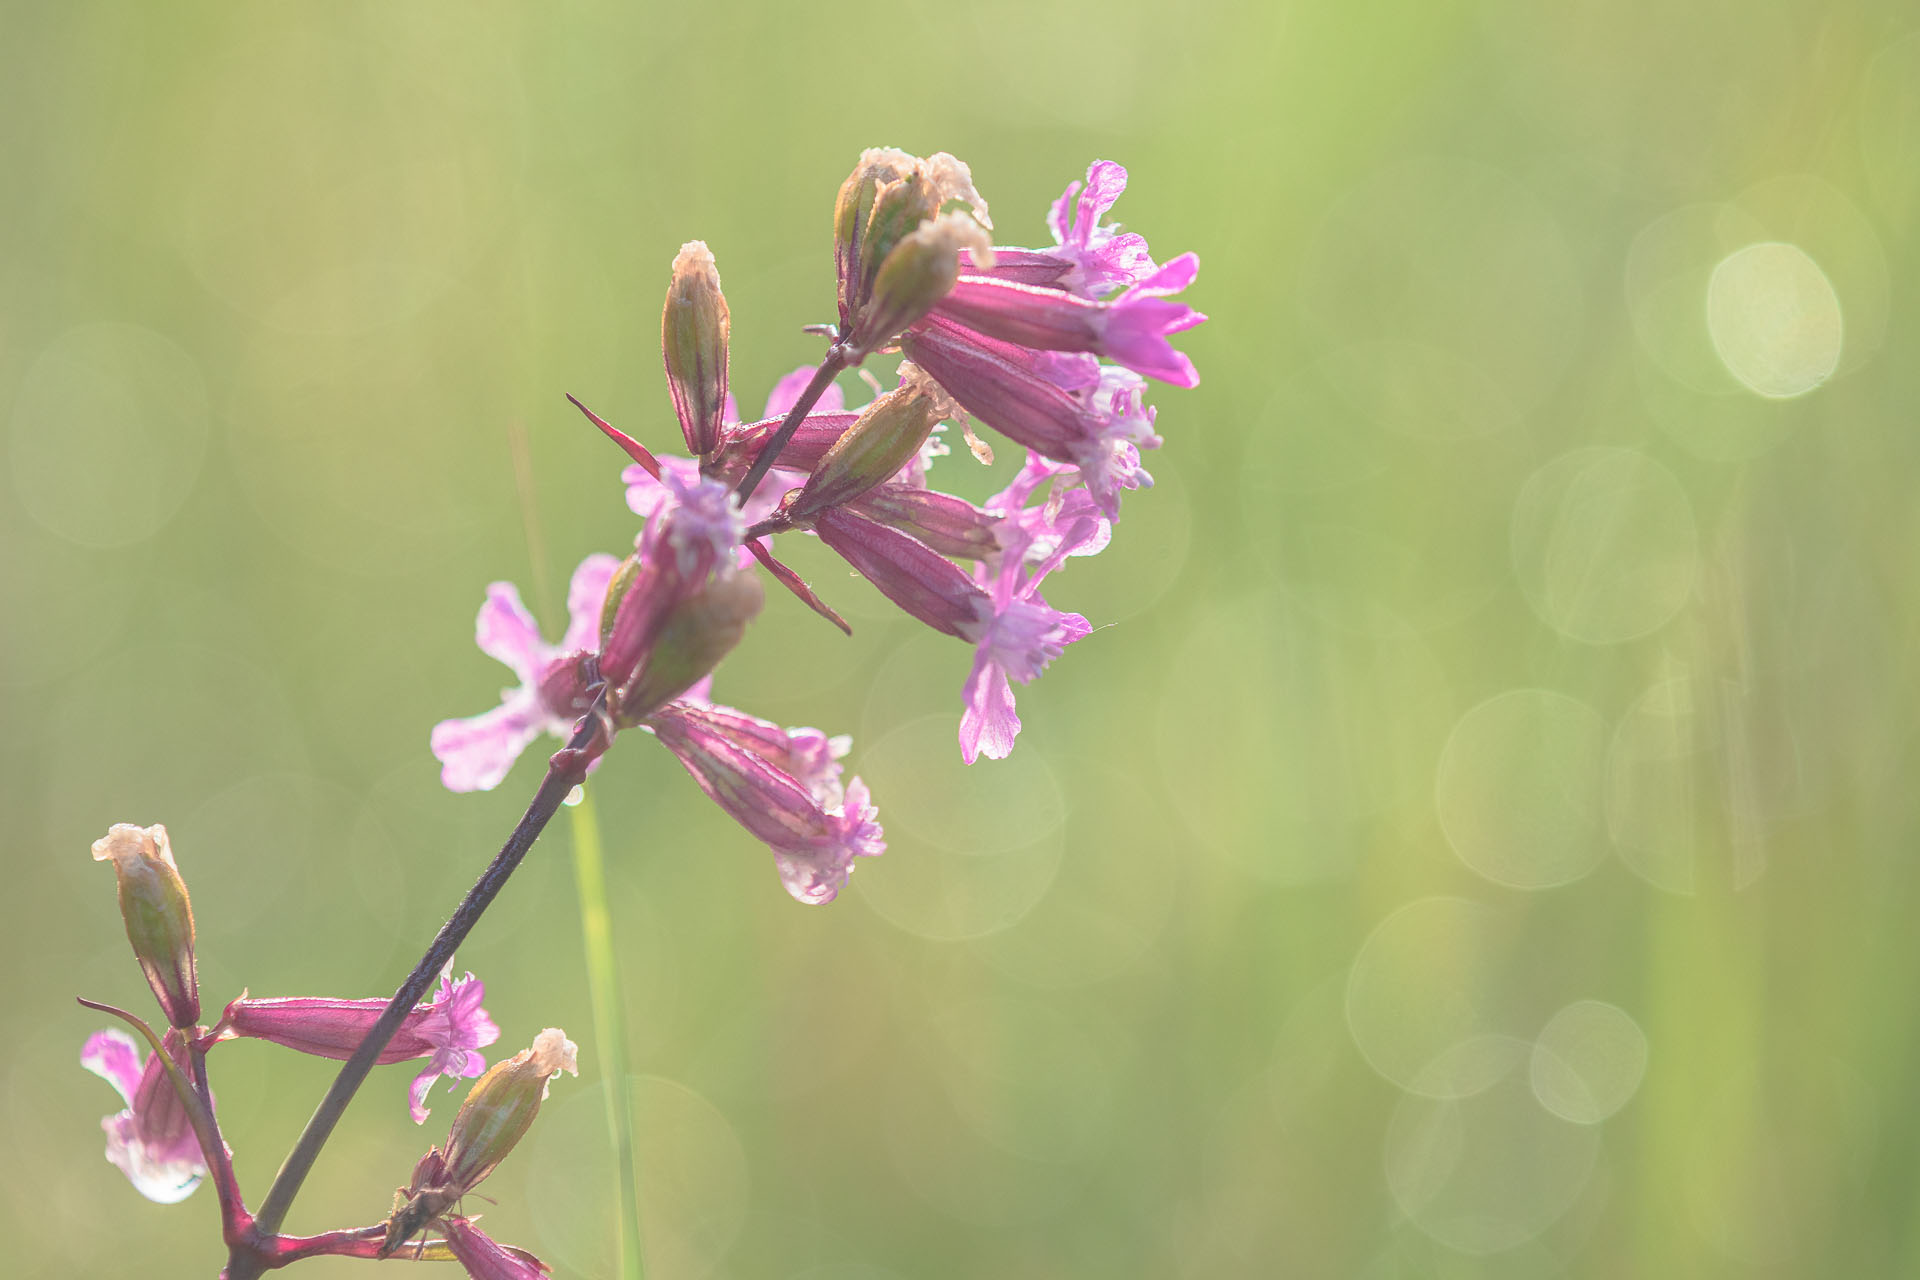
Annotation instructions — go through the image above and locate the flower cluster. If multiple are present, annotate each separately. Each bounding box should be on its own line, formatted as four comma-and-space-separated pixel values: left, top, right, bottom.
80, 149, 1200, 1280
79, 824, 559, 1273
434, 150, 1201, 897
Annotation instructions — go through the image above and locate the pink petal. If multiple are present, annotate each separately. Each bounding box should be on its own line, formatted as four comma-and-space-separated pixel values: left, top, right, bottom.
430, 693, 549, 793
103, 1111, 205, 1203
475, 583, 549, 682
763, 365, 846, 419
1079, 160, 1129, 226
959, 651, 1020, 764
81, 1030, 144, 1106
407, 1067, 438, 1125
561, 553, 622, 652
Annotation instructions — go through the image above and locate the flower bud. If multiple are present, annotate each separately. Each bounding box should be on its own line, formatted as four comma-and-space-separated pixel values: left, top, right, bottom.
845, 484, 1002, 561
613, 569, 764, 726
834, 149, 991, 356
787, 386, 941, 519
92, 824, 198, 1029
834, 148, 917, 330
439, 1028, 577, 1195
598, 554, 642, 651
662, 241, 731, 458
845, 213, 993, 359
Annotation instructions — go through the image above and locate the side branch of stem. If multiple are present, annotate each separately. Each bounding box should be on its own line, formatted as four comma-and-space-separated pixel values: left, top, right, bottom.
223, 700, 607, 1280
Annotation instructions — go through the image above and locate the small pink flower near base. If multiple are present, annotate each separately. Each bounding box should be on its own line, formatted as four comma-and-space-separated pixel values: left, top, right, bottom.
432, 554, 620, 792
80, 1028, 206, 1203
220, 965, 500, 1123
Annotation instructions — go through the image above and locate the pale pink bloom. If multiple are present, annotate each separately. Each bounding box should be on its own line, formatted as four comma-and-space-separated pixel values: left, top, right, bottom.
221, 966, 500, 1123
80, 1029, 206, 1203
649, 701, 882, 904
901, 319, 1157, 518
1044, 159, 1161, 297
960, 160, 1160, 299
958, 593, 1091, 764
932, 253, 1203, 389
954, 453, 1104, 762
431, 554, 620, 792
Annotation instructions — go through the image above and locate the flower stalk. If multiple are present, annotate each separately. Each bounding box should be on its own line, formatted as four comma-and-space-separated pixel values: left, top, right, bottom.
224, 703, 604, 1280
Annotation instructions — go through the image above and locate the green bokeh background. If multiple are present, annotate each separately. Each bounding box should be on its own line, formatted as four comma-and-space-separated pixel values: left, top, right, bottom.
7, 2, 1919, 1276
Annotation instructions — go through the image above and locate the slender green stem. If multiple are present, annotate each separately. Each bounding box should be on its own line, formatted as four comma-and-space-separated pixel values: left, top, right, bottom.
224, 708, 606, 1280
568, 788, 647, 1280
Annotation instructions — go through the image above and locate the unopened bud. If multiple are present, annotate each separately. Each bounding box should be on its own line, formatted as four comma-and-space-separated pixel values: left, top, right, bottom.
835, 150, 992, 356
845, 213, 993, 358
92, 824, 199, 1029
834, 148, 918, 330
613, 569, 764, 726
662, 241, 731, 458
788, 387, 941, 519
439, 1028, 577, 1194
598, 554, 642, 654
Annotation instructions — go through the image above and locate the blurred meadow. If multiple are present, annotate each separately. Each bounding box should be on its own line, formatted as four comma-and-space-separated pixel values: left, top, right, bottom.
6, 1, 1920, 1276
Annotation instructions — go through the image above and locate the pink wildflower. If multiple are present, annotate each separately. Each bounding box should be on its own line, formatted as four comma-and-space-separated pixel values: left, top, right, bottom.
953, 452, 1105, 763
80, 1028, 206, 1203
431, 554, 620, 792
961, 159, 1159, 299
931, 253, 1204, 389
648, 700, 882, 904
220, 965, 500, 1123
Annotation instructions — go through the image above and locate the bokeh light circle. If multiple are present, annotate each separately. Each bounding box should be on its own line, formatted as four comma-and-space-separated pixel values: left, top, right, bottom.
9, 322, 208, 549
1159, 591, 1453, 883
1300, 157, 1583, 439
1511, 447, 1698, 645
1529, 1000, 1649, 1124
1436, 689, 1610, 890
1605, 676, 1716, 895
1706, 242, 1843, 399
1384, 1045, 1602, 1255
851, 714, 1066, 940
1346, 897, 1521, 1098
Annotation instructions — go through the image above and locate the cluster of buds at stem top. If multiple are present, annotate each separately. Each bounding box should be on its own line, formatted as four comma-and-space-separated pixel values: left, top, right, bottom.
835, 148, 994, 360
381, 1028, 578, 1259
436, 150, 1200, 895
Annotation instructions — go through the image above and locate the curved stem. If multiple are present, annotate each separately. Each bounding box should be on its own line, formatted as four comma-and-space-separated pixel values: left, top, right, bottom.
224, 704, 607, 1280
733, 345, 851, 503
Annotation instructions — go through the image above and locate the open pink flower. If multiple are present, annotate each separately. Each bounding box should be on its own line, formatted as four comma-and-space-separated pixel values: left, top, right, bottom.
952, 452, 1107, 762
431, 554, 620, 792
960, 160, 1161, 300
221, 965, 500, 1123
80, 1029, 206, 1204
932, 253, 1203, 389
649, 699, 882, 904
900, 321, 1158, 519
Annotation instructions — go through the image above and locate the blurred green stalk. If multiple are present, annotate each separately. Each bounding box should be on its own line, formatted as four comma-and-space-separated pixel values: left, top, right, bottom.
568, 788, 646, 1280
